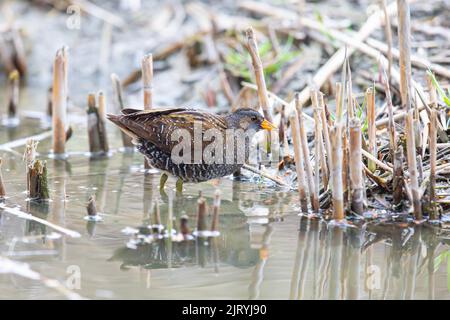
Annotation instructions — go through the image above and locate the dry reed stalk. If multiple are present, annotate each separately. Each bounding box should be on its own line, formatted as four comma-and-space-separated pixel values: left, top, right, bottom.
87, 93, 109, 154
379, 61, 396, 157
98, 91, 106, 120
319, 93, 332, 176
247, 0, 399, 115
211, 189, 221, 232
429, 109, 437, 218
311, 89, 323, 201
342, 131, 350, 207
397, 0, 412, 110
393, 146, 405, 208
330, 125, 344, 220
0, 158, 6, 200
142, 54, 153, 110
349, 118, 364, 214
335, 82, 343, 123
346, 61, 354, 119
196, 196, 207, 232
70, 0, 126, 28
245, 27, 273, 122
142, 54, 153, 168
290, 112, 308, 213
296, 98, 319, 212
314, 93, 329, 190
365, 37, 450, 79
111, 73, 133, 148
153, 199, 162, 227
51, 47, 68, 155
405, 110, 422, 220
7, 70, 19, 118
366, 87, 377, 172
380, 0, 393, 84
241, 164, 288, 186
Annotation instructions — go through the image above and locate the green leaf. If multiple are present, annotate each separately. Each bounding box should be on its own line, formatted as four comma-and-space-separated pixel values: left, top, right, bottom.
427, 69, 450, 108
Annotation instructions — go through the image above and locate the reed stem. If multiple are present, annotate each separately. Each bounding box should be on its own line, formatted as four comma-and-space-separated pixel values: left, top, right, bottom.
405, 110, 422, 220
366, 87, 377, 172
296, 97, 319, 212
396, 0, 412, 110
196, 196, 207, 232
330, 125, 344, 220
349, 118, 364, 214
290, 109, 308, 213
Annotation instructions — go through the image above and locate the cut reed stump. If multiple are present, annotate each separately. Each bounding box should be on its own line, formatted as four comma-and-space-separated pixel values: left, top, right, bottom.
196, 195, 207, 233
7, 70, 19, 118
51, 47, 68, 155
330, 125, 344, 220
86, 195, 98, 217
28, 160, 50, 201
87, 93, 109, 155
111, 73, 133, 149
142, 54, 153, 169
349, 118, 365, 215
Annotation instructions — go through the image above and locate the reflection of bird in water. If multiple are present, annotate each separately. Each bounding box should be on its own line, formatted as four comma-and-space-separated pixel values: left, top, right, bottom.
109, 229, 259, 271
107, 108, 275, 191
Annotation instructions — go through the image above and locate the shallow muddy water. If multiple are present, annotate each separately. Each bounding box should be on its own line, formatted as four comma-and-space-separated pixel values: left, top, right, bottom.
0, 117, 448, 300
1, 0, 450, 300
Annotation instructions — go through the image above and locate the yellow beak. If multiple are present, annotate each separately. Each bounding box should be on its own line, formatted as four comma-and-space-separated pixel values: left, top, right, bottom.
261, 119, 277, 131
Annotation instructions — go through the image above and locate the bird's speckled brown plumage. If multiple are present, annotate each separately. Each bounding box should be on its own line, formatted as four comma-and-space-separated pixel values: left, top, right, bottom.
107, 107, 272, 182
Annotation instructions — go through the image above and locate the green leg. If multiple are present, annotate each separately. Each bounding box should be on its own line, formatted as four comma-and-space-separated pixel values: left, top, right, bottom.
160, 173, 168, 190
176, 178, 183, 193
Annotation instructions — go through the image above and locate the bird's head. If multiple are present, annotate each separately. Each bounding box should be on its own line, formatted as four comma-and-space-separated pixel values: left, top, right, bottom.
226, 108, 276, 132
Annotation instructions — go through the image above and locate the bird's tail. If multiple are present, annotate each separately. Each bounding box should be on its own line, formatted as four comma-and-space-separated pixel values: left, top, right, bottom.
106, 113, 139, 142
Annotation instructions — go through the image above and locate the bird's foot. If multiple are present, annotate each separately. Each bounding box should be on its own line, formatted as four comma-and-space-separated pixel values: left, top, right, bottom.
176, 178, 183, 194
160, 173, 168, 190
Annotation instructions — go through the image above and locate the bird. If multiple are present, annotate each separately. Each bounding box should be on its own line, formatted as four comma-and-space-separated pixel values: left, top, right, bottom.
107, 107, 276, 191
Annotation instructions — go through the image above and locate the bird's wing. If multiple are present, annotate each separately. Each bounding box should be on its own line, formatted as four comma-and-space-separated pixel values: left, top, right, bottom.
108, 108, 228, 155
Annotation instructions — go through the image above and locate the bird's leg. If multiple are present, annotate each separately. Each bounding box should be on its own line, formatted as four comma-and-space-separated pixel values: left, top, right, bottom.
176, 178, 183, 193
160, 173, 168, 190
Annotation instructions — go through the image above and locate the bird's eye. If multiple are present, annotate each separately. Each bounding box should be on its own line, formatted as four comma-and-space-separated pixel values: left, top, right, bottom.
251, 116, 257, 121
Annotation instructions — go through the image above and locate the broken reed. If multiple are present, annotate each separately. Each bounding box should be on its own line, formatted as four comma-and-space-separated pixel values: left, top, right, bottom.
7, 70, 19, 118
87, 92, 109, 155
52, 47, 68, 155
111, 73, 133, 149
142, 54, 153, 168
211, 189, 221, 232
246, 27, 273, 152
25, 140, 49, 201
